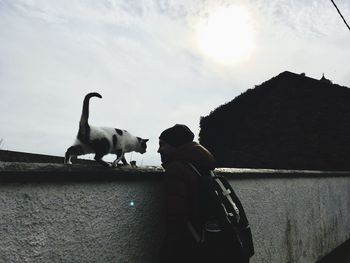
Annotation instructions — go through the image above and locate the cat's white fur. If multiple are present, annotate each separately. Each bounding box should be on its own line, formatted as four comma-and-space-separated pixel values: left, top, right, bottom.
65, 92, 148, 167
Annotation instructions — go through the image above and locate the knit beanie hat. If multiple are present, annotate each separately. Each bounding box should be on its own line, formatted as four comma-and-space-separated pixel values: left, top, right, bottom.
159, 124, 194, 147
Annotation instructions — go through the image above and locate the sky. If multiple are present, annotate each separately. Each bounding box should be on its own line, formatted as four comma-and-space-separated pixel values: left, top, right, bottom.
0, 0, 349, 166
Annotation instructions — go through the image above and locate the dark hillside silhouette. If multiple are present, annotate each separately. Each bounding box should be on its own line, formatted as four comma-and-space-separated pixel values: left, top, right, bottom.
199, 71, 350, 170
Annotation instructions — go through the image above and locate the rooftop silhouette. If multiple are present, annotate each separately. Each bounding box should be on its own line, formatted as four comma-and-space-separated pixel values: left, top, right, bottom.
199, 71, 350, 170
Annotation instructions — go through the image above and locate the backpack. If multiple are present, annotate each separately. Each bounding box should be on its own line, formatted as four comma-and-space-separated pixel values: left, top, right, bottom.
187, 163, 254, 261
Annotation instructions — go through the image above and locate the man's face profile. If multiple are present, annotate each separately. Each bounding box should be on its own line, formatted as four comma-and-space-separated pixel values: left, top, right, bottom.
157, 139, 176, 163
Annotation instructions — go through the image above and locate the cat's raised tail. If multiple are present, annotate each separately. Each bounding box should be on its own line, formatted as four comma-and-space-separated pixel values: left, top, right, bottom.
78, 92, 102, 143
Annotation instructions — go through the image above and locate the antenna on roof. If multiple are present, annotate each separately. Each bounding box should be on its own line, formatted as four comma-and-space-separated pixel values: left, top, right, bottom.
320, 73, 332, 84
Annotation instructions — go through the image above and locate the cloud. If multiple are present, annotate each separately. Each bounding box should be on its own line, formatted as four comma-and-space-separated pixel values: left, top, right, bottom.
1, 0, 349, 165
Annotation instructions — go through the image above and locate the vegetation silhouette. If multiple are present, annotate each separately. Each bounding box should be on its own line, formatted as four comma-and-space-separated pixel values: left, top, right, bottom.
199, 71, 350, 171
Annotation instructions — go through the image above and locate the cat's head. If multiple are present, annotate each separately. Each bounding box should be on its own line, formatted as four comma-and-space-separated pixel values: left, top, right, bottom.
136, 137, 149, 154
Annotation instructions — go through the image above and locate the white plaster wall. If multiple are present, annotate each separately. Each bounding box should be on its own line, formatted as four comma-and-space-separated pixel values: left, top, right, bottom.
0, 165, 349, 263
0, 180, 165, 263
231, 176, 350, 263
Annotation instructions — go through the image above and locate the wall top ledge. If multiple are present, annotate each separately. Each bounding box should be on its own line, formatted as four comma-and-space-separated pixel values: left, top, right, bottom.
0, 161, 349, 183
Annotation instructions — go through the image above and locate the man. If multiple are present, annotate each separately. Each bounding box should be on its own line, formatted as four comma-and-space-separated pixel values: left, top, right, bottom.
158, 124, 216, 262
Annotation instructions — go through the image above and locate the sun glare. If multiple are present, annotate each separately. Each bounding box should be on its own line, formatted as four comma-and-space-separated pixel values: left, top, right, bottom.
196, 5, 254, 63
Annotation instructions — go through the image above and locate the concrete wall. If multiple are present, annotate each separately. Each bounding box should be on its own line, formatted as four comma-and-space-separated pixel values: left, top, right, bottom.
233, 172, 350, 262
0, 162, 349, 263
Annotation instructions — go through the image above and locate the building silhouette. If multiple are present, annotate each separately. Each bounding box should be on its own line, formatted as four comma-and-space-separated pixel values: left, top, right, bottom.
199, 71, 350, 170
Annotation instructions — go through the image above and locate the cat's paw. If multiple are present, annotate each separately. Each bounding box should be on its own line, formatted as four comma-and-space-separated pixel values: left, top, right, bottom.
111, 162, 119, 168
103, 162, 113, 168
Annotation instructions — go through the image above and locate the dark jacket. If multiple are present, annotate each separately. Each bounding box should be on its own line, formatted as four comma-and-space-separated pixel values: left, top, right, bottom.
160, 142, 216, 263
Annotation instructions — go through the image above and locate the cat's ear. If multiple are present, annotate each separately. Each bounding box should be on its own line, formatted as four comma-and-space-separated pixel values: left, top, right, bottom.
143, 139, 149, 142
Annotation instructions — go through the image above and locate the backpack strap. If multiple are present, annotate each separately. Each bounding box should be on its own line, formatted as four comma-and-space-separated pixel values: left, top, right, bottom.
188, 163, 240, 223
214, 178, 240, 223
187, 162, 201, 176
187, 221, 203, 243
186, 162, 206, 243
187, 162, 215, 178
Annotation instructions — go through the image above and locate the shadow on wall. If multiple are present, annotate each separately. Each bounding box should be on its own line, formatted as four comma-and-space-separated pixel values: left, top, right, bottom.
317, 239, 350, 263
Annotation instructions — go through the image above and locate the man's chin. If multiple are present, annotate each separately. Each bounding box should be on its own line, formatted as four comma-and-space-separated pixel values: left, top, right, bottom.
160, 155, 168, 164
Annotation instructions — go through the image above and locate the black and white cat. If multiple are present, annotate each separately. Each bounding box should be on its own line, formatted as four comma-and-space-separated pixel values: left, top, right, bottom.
64, 92, 148, 167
